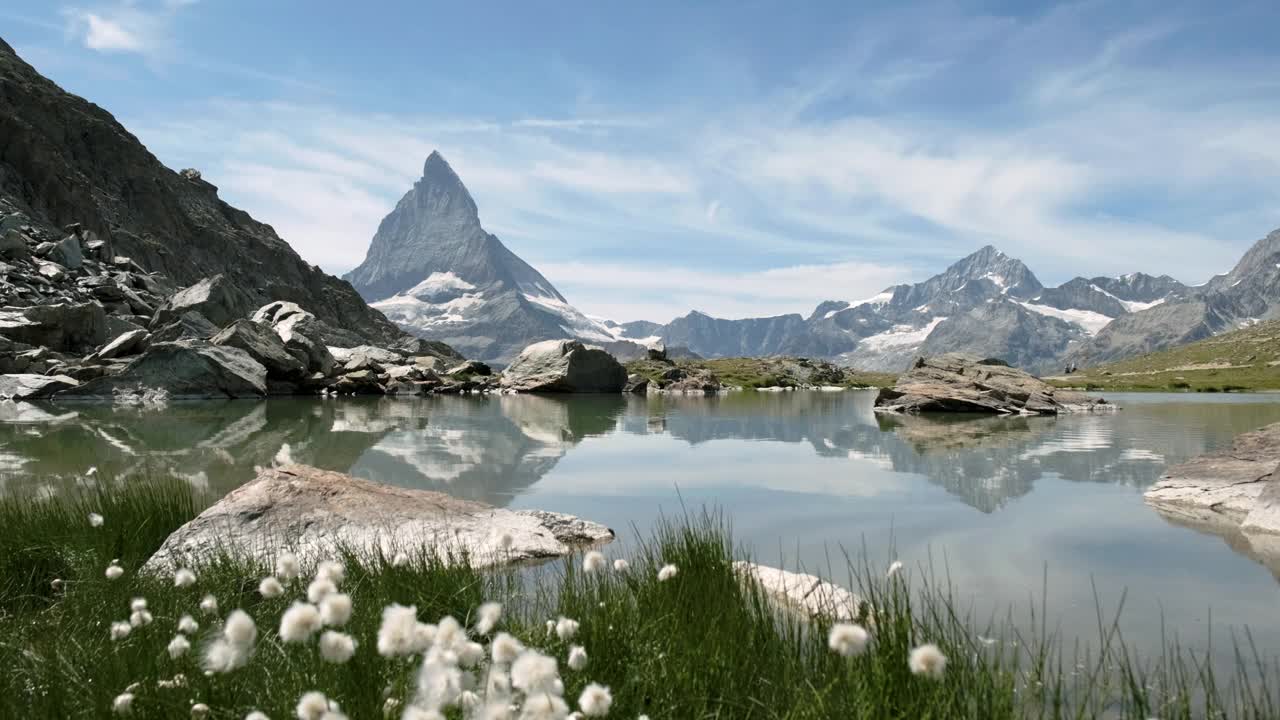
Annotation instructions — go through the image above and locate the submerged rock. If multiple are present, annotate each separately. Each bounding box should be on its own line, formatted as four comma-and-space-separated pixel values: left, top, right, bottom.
501, 339, 627, 393
142, 464, 614, 572
874, 353, 1110, 415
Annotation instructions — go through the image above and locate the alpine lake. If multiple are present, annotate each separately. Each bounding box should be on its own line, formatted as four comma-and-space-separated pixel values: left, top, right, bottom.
6, 389, 1280, 667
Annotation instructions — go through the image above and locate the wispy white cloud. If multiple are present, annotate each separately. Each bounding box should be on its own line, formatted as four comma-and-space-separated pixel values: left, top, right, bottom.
61, 3, 171, 55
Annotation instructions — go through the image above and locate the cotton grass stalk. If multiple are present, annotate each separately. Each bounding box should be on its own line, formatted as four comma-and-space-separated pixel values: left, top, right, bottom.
319, 593, 352, 626
567, 645, 588, 671
657, 564, 678, 582
828, 623, 869, 657
582, 550, 606, 574
280, 602, 322, 643
318, 630, 357, 663
908, 643, 947, 679
578, 683, 612, 717
174, 568, 197, 588
475, 601, 502, 635
259, 576, 284, 598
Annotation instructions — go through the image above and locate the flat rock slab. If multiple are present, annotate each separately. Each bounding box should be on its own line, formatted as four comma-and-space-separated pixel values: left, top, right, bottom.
1145, 421, 1280, 534
875, 353, 1111, 415
0, 373, 79, 399
143, 464, 614, 573
733, 561, 862, 621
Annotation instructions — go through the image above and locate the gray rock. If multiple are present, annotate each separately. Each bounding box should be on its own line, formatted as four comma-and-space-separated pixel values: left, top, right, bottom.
447, 359, 492, 377
330, 369, 385, 395
0, 373, 78, 399
272, 311, 336, 376
151, 311, 219, 343
142, 464, 614, 572
251, 300, 308, 326
151, 275, 253, 330
36, 261, 65, 281
211, 319, 306, 379
733, 562, 862, 621
332, 344, 403, 372
1145, 422, 1280, 534
51, 234, 82, 269
661, 368, 721, 394
94, 328, 150, 359
0, 230, 30, 260
59, 341, 267, 399
623, 373, 649, 394
874, 353, 1111, 415
0, 302, 106, 353
501, 339, 627, 393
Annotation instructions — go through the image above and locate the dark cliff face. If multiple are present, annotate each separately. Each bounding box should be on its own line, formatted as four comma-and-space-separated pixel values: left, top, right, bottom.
0, 38, 405, 345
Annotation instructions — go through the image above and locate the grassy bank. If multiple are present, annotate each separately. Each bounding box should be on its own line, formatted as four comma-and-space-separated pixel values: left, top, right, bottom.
1, 478, 1276, 719
1048, 320, 1280, 393
626, 356, 897, 390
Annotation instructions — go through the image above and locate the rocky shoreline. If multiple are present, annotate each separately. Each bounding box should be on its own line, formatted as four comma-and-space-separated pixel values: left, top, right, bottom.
874, 353, 1113, 415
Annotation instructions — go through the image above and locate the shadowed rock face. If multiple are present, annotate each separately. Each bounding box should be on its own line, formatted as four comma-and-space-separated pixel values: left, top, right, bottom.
0, 39, 404, 345
874, 354, 1110, 415
142, 464, 614, 573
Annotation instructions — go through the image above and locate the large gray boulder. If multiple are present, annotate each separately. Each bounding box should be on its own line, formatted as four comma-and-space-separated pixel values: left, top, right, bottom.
501, 339, 627, 393
143, 465, 614, 572
151, 275, 253, 330
0, 302, 107, 353
50, 234, 83, 269
0, 373, 79, 399
1145, 422, 1280, 535
94, 328, 150, 360
151, 311, 220, 343
874, 353, 1110, 415
58, 341, 267, 399
257, 306, 336, 376
212, 319, 307, 379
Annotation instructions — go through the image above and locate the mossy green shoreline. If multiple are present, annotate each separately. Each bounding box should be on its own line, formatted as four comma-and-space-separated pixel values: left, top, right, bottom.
0, 476, 1275, 719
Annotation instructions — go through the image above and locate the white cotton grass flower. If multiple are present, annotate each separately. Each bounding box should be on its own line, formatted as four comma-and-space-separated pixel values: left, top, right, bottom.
110, 621, 132, 641
318, 630, 357, 663
130, 609, 154, 627
612, 558, 629, 572
191, 703, 211, 719
578, 683, 612, 717
376, 603, 421, 657
434, 615, 466, 651
276, 551, 300, 581
106, 563, 124, 580
307, 577, 337, 604
296, 691, 329, 720
582, 550, 606, 574
511, 649, 560, 695
245, 713, 270, 720
522, 693, 569, 719
392, 552, 409, 568
401, 709, 444, 720
491, 632, 523, 665
168, 634, 191, 659
259, 576, 284, 599
315, 560, 345, 585
174, 568, 197, 588
555, 616, 579, 642
224, 609, 258, 648
909, 643, 948, 679
131, 597, 148, 612
280, 602, 322, 643
89, 512, 105, 528
828, 623, 869, 657
459, 640, 485, 668
319, 593, 353, 626
887, 560, 904, 578
412, 645, 464, 712
567, 645, 588, 671
199, 594, 219, 615
475, 602, 502, 635
658, 564, 678, 582
179, 615, 200, 634
112, 692, 134, 715
545, 619, 556, 637
51, 578, 63, 590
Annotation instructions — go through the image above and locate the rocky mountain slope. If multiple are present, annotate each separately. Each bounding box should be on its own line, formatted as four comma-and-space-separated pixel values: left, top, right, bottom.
0, 38, 403, 347
635, 246, 1189, 374
345, 153, 650, 364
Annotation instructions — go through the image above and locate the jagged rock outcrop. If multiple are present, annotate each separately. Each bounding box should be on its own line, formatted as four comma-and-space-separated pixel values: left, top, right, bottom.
0, 301, 105, 353
501, 339, 628, 393
59, 341, 268, 399
345, 152, 644, 363
150, 274, 252, 330
0, 38, 405, 346
211, 319, 307, 380
143, 465, 615, 572
874, 353, 1111, 415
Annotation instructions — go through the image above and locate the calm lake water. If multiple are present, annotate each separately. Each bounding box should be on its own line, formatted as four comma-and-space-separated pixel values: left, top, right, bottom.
6, 390, 1280, 660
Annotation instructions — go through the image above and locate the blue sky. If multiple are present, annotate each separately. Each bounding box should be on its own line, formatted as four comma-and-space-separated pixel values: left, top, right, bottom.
4, 0, 1279, 322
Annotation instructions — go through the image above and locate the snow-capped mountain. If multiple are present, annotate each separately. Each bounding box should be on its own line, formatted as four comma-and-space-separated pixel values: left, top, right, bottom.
344, 152, 650, 363
637, 247, 1189, 373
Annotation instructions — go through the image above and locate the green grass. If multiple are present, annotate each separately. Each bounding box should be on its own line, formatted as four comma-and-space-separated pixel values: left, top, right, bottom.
626, 356, 897, 390
1049, 319, 1280, 392
1, 477, 1277, 718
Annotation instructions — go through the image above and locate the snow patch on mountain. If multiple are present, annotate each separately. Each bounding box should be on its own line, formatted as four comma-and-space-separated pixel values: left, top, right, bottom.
1016, 302, 1113, 334
859, 317, 947, 350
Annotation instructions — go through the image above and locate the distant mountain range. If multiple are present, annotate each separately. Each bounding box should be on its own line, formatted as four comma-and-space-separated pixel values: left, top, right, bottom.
349, 150, 1280, 371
